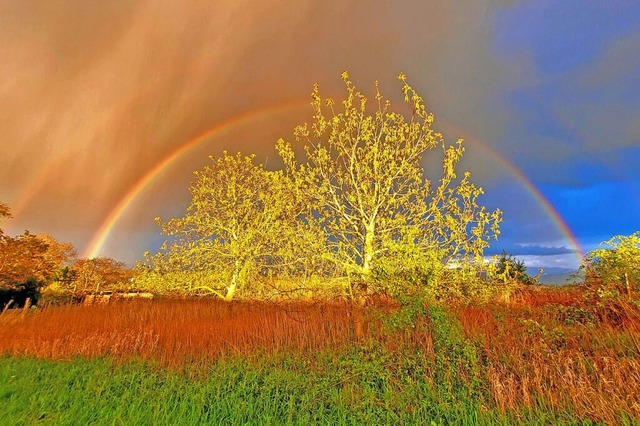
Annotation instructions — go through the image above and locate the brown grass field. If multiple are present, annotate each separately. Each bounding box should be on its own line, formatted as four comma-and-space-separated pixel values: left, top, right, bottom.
1, 286, 639, 423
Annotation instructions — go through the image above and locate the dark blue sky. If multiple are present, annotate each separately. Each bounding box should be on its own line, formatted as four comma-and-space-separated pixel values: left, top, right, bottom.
1, 1, 638, 272
486, 0, 640, 270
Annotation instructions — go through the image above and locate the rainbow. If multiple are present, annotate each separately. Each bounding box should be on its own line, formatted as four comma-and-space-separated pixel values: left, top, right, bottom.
83, 100, 309, 258
84, 104, 584, 265
487, 153, 585, 259
442, 123, 585, 262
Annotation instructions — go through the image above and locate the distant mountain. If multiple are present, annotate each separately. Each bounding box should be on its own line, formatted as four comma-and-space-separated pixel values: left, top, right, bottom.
533, 268, 584, 286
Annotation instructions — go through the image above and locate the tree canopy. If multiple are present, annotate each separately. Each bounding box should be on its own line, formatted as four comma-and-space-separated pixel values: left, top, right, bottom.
0, 231, 76, 290
0, 203, 77, 308
277, 72, 501, 296
0, 202, 134, 307
140, 152, 318, 300
68, 257, 132, 295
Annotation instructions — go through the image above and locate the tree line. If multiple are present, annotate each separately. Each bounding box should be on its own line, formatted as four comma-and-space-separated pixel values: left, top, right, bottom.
0, 204, 131, 307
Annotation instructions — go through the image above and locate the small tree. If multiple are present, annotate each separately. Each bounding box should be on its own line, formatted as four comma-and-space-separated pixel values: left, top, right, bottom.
277, 72, 501, 297
495, 251, 534, 285
142, 152, 310, 301
70, 257, 132, 295
583, 231, 640, 300
0, 232, 74, 289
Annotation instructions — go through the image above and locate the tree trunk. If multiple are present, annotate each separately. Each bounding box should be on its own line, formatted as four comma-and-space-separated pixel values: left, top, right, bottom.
625, 272, 631, 297
224, 259, 242, 302
225, 271, 238, 302
362, 223, 375, 277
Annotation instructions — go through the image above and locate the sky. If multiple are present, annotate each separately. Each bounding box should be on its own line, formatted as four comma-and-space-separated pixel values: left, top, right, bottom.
1, 0, 639, 275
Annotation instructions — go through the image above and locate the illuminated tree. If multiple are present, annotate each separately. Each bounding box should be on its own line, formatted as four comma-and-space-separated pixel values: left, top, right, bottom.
583, 231, 640, 300
496, 251, 534, 285
277, 72, 501, 296
142, 152, 313, 301
0, 204, 78, 307
34, 233, 77, 273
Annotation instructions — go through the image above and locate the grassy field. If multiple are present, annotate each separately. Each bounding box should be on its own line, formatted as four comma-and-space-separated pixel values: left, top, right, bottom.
1, 287, 639, 425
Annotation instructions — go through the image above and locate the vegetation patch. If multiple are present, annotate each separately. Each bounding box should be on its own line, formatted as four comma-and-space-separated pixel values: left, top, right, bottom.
1, 289, 639, 424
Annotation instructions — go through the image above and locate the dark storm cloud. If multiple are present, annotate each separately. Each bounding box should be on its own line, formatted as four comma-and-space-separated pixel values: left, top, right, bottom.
1, 0, 518, 262
493, 0, 640, 187
486, 0, 640, 262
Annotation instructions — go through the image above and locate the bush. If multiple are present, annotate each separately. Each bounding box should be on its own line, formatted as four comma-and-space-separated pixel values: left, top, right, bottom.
39, 289, 82, 307
554, 305, 596, 326
582, 231, 640, 302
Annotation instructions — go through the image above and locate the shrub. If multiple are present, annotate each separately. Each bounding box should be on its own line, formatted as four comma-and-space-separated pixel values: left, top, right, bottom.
582, 231, 640, 302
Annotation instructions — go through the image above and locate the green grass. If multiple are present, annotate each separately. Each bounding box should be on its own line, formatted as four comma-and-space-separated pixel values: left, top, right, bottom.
0, 320, 606, 425
1, 354, 486, 425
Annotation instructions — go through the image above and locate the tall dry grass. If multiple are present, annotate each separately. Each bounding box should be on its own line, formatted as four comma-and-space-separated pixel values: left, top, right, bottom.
0, 298, 366, 368
456, 287, 640, 424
